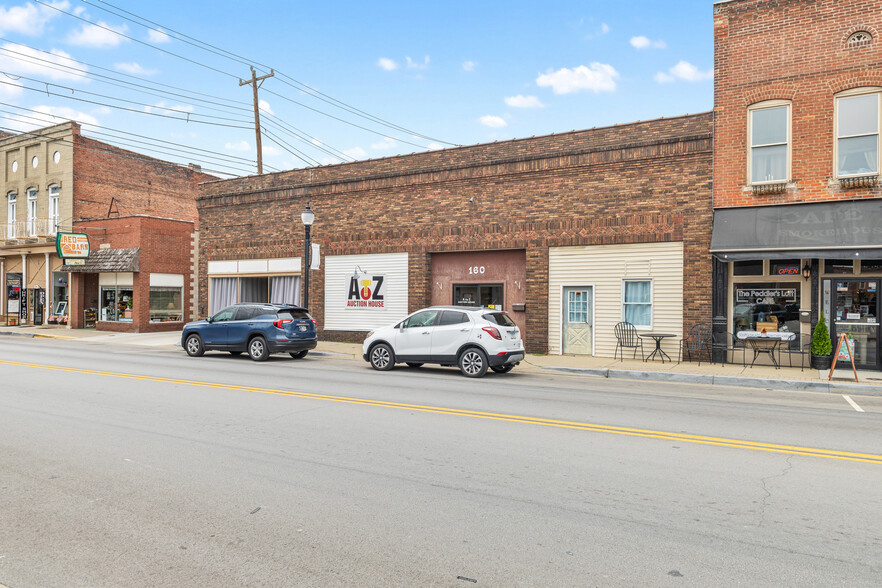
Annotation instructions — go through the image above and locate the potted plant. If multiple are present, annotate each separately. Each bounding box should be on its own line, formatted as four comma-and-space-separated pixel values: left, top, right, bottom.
810, 312, 833, 370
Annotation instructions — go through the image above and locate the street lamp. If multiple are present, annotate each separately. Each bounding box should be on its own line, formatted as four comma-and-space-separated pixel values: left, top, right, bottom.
301, 203, 315, 309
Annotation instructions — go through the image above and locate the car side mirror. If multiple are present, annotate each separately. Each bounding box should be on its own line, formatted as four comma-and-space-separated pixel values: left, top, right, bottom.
206, 316, 213, 323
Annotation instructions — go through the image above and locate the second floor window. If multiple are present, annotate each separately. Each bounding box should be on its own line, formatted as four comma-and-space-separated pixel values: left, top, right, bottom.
6, 192, 15, 235
27, 188, 37, 237
836, 91, 879, 178
749, 102, 790, 184
49, 184, 60, 234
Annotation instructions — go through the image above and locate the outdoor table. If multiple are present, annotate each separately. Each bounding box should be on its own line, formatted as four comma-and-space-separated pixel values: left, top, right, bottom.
638, 333, 676, 363
736, 331, 795, 369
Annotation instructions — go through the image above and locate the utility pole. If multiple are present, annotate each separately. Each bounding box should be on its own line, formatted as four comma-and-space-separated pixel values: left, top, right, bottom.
239, 66, 274, 174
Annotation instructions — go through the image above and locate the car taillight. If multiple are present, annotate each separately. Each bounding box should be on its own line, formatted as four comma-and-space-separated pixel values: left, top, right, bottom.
482, 326, 502, 340
273, 319, 292, 329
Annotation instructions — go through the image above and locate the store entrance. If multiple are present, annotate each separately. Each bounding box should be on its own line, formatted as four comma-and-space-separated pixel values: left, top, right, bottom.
828, 279, 880, 370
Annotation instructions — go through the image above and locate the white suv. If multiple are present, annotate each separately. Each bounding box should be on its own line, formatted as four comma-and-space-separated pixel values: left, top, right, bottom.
363, 306, 525, 377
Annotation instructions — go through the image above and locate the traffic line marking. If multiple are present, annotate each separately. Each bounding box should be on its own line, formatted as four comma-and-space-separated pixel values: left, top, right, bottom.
842, 394, 865, 413
3, 359, 882, 465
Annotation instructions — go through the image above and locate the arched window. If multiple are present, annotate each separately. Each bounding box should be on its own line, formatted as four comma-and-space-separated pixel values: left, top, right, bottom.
6, 191, 16, 239
26, 187, 37, 237
48, 184, 60, 234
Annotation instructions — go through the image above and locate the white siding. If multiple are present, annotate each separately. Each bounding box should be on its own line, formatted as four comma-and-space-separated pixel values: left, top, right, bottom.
150, 273, 184, 287
324, 253, 408, 331
208, 257, 301, 275
548, 242, 684, 357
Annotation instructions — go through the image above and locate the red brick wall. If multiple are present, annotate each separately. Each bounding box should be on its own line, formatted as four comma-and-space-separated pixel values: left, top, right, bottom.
714, 0, 882, 208
71, 131, 215, 225
73, 216, 195, 332
198, 114, 714, 353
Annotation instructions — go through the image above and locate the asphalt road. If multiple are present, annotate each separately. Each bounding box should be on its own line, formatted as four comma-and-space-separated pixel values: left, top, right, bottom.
1, 337, 881, 587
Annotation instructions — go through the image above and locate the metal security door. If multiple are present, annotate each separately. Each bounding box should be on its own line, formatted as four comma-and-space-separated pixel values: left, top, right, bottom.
563, 286, 593, 355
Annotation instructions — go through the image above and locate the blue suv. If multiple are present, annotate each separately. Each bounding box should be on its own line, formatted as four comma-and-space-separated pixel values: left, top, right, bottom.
182, 303, 317, 361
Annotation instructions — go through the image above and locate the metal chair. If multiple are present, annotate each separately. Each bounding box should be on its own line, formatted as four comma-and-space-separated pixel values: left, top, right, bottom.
710, 329, 746, 367
778, 331, 810, 371
614, 321, 645, 361
678, 324, 713, 365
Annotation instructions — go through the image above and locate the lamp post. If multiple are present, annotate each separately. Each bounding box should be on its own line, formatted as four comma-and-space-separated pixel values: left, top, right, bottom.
301, 203, 315, 309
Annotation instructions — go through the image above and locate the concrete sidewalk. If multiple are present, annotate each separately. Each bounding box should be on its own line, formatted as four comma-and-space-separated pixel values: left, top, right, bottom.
2, 324, 880, 395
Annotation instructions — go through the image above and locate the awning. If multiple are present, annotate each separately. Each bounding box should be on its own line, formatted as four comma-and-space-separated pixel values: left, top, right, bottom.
62, 248, 140, 272
710, 200, 882, 261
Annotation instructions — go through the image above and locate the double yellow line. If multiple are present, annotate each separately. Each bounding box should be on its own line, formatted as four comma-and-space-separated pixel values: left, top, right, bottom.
3, 359, 881, 465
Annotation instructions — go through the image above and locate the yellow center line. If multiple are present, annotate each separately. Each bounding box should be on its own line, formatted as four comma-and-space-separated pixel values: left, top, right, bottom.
3, 359, 881, 465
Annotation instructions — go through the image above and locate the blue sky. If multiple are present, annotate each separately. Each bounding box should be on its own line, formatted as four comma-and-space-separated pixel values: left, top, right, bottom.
0, 0, 715, 177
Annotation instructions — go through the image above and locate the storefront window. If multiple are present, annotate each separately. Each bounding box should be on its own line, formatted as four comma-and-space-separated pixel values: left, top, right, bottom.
150, 287, 183, 322
734, 283, 800, 336
861, 260, 882, 273
100, 286, 134, 322
733, 260, 763, 276
826, 259, 854, 274
453, 284, 503, 309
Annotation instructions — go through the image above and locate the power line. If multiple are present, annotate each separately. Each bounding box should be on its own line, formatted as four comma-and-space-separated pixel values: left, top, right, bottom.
261, 127, 322, 167
73, 0, 458, 147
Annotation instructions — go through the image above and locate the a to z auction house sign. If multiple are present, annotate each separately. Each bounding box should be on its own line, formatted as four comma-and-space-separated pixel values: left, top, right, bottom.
56, 232, 90, 259
346, 274, 386, 309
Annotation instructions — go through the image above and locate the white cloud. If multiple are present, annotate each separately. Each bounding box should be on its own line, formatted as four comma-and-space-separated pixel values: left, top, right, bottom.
630, 36, 666, 50
371, 137, 396, 151
536, 63, 619, 95
147, 29, 170, 43
0, 1, 69, 36
114, 62, 157, 76
4, 105, 98, 129
258, 99, 273, 115
311, 138, 323, 146
426, 142, 444, 151
504, 94, 544, 109
654, 60, 713, 83
263, 145, 281, 156
601, 23, 610, 34
462, 60, 476, 72
66, 21, 128, 48
0, 78, 23, 98
377, 57, 398, 71
343, 146, 367, 159
480, 115, 507, 128
406, 56, 430, 70
225, 140, 250, 151
0, 44, 88, 82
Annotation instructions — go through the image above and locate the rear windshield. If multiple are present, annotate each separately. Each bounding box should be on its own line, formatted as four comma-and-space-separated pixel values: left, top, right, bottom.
482, 312, 515, 327
278, 309, 312, 321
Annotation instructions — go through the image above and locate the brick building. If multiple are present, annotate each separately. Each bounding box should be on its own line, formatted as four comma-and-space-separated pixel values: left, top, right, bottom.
711, 0, 882, 369
1, 122, 215, 332
197, 113, 713, 357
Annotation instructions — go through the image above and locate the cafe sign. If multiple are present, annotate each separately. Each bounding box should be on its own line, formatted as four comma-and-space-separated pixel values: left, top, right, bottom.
736, 288, 797, 302
346, 274, 386, 309
56, 232, 90, 259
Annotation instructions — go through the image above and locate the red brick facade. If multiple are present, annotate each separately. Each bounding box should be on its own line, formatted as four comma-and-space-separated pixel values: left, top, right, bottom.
198, 114, 714, 353
714, 0, 882, 207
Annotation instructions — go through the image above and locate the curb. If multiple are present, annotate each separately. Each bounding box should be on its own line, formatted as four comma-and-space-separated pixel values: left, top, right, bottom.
541, 366, 882, 394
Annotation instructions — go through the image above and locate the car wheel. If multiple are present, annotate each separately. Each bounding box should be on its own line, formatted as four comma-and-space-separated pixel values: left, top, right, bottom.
248, 336, 269, 361
289, 350, 308, 359
185, 334, 204, 357
459, 348, 488, 378
491, 363, 514, 374
229, 351, 242, 356
370, 343, 394, 371
406, 362, 423, 368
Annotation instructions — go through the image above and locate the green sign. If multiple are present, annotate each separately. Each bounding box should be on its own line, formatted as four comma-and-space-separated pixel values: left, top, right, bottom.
56, 232, 90, 259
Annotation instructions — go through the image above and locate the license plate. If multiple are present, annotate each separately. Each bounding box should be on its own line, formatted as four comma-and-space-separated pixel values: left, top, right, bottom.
299, 325, 307, 331
509, 331, 518, 339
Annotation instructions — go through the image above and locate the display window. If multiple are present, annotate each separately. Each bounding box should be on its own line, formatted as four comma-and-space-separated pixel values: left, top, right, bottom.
100, 286, 134, 322
150, 287, 182, 322
453, 284, 503, 309
733, 282, 801, 336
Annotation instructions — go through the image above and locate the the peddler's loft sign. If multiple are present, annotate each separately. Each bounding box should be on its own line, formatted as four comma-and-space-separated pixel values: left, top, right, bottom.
346, 274, 386, 309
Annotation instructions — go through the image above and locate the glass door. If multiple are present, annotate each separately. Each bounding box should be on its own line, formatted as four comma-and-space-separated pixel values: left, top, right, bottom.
453, 284, 503, 310
830, 279, 880, 369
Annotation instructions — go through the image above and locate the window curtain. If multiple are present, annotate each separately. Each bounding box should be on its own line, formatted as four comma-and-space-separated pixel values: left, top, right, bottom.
269, 276, 301, 305
624, 281, 651, 326
239, 277, 268, 303
210, 277, 237, 315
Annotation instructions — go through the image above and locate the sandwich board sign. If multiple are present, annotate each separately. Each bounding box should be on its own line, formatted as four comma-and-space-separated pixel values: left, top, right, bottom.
828, 334, 858, 383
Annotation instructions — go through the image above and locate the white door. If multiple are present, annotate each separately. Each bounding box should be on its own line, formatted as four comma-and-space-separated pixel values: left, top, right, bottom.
563, 286, 593, 355
430, 309, 472, 360
396, 309, 440, 359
